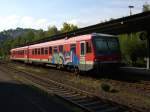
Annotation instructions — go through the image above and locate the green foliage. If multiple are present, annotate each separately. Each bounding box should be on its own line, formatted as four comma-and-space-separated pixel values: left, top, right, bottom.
26, 31, 35, 42
119, 3, 150, 67
34, 29, 46, 40
0, 23, 78, 57
46, 25, 59, 37
143, 2, 150, 12
101, 83, 111, 92
61, 22, 78, 33
119, 33, 147, 67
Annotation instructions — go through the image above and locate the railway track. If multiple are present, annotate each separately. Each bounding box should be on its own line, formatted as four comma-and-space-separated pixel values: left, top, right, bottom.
5, 61, 150, 98
2, 63, 140, 112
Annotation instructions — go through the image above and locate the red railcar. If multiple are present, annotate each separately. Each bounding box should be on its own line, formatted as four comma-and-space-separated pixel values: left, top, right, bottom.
10, 33, 121, 72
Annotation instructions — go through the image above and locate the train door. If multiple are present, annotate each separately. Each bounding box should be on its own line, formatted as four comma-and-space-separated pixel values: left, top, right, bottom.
27, 46, 29, 63
79, 41, 86, 71
24, 49, 27, 62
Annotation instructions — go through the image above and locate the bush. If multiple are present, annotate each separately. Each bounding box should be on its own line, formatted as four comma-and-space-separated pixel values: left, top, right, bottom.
101, 83, 111, 92
119, 33, 147, 67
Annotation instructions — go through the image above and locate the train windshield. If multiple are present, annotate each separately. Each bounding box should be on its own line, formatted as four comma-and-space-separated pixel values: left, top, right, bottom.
94, 37, 120, 55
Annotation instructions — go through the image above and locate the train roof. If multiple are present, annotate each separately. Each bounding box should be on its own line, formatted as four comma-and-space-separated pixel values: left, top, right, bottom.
11, 33, 117, 50
91, 33, 118, 37
11, 46, 28, 51
29, 34, 92, 49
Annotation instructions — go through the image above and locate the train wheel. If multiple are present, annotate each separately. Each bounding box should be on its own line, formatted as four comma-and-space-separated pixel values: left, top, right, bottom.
56, 64, 60, 69
74, 66, 80, 75
57, 57, 64, 70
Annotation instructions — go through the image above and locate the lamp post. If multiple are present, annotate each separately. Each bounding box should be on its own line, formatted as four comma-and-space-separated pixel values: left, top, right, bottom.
129, 5, 134, 15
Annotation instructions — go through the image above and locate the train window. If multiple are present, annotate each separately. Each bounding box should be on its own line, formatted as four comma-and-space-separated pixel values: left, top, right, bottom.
95, 38, 109, 54
32, 49, 34, 55
44, 48, 48, 55
41, 48, 44, 55
80, 43, 85, 56
38, 48, 40, 55
71, 44, 76, 54
86, 42, 92, 53
49, 47, 52, 54
59, 45, 63, 52
107, 38, 119, 52
35, 49, 37, 55
54, 47, 58, 53
29, 49, 32, 55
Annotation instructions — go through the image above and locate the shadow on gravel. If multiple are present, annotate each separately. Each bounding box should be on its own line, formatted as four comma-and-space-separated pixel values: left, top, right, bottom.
44, 64, 150, 83
85, 70, 150, 83
0, 82, 75, 112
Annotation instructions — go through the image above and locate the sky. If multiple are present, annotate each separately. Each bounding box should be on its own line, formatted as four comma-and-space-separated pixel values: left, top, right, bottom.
0, 0, 150, 31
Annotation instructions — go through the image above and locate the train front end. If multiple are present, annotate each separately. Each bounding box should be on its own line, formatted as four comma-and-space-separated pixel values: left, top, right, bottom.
92, 34, 121, 73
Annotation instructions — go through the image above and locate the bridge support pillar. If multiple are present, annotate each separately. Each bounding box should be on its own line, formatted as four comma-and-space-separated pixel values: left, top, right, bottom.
147, 31, 150, 69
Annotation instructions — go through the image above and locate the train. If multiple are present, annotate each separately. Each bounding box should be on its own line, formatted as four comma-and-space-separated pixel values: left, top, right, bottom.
10, 33, 121, 73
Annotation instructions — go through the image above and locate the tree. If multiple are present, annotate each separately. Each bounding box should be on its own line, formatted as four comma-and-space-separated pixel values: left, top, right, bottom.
34, 29, 46, 40
11, 36, 21, 48
46, 25, 59, 37
61, 22, 78, 33
25, 30, 35, 43
119, 3, 149, 67
1, 39, 13, 56
143, 2, 150, 12
119, 33, 147, 66
0, 23, 79, 57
